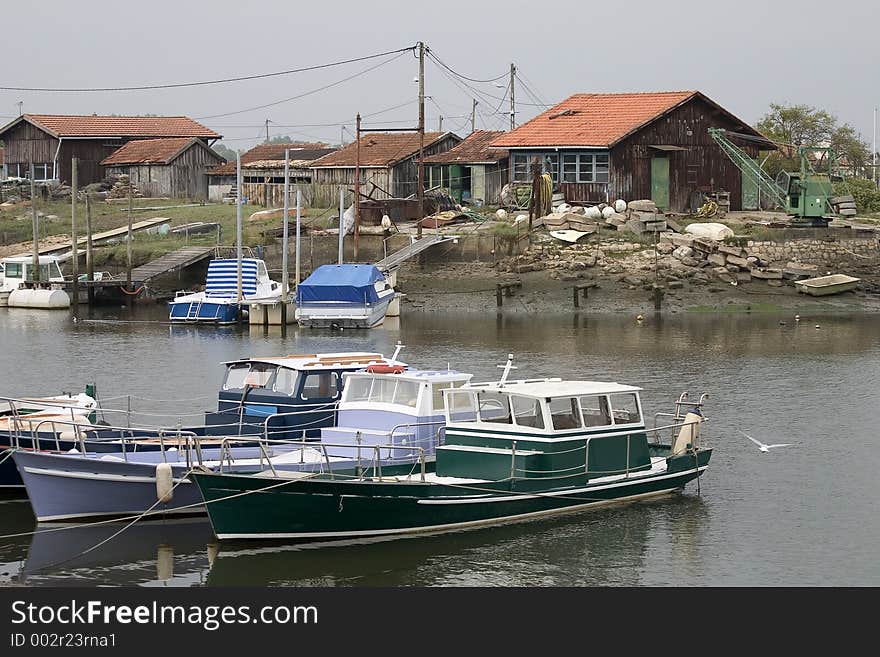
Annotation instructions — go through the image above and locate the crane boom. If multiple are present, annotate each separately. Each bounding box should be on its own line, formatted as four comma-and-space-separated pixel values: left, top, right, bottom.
708, 128, 787, 209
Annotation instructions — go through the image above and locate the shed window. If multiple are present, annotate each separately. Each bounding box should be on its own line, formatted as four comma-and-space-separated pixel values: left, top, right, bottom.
579, 395, 611, 427
512, 155, 529, 182
511, 395, 544, 429
549, 397, 582, 430
477, 391, 512, 424
575, 153, 609, 183
27, 163, 52, 181
511, 153, 558, 183
609, 393, 641, 424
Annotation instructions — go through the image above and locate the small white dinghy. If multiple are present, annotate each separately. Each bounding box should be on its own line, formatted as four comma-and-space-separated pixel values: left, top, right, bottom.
794, 274, 860, 296
550, 229, 592, 243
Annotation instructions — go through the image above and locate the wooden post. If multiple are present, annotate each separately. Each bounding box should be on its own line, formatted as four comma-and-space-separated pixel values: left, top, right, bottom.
281, 148, 290, 328
30, 164, 40, 283
528, 157, 541, 231
126, 167, 133, 306
417, 40, 425, 239
354, 113, 361, 261
653, 285, 663, 310
85, 193, 94, 305
496, 283, 503, 308
71, 158, 79, 307
573, 286, 579, 309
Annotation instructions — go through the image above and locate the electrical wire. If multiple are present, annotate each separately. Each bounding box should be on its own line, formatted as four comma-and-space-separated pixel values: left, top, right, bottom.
0, 46, 417, 92
425, 49, 508, 84
196, 51, 409, 120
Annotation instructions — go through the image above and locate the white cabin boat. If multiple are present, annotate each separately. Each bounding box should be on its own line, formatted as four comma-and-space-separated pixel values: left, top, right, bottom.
0, 255, 70, 308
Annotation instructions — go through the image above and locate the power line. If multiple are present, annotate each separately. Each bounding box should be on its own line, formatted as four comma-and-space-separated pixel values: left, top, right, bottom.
208, 99, 418, 130
195, 52, 409, 120
0, 46, 416, 92
425, 49, 508, 83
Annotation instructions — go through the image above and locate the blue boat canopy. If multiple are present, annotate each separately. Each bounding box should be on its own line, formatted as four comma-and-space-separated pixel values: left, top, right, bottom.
297, 264, 387, 304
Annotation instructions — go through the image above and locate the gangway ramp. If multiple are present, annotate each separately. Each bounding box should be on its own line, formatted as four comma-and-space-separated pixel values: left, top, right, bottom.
374, 234, 459, 272
130, 246, 214, 283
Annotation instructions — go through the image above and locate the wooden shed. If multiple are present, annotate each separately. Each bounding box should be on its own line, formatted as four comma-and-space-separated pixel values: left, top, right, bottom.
423, 130, 508, 205
0, 114, 220, 186
101, 137, 225, 199
492, 91, 770, 213
206, 143, 336, 206
310, 132, 461, 207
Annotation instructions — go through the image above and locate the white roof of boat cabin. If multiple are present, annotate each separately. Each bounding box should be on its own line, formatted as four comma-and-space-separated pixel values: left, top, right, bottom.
226, 352, 400, 370
344, 368, 472, 382
1, 254, 64, 264
463, 378, 642, 398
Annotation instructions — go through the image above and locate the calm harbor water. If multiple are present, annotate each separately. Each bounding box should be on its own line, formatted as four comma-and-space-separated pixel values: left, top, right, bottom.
1, 304, 879, 586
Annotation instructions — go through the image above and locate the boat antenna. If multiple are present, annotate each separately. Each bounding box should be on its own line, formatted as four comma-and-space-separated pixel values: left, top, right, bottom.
391, 341, 405, 363
497, 353, 517, 386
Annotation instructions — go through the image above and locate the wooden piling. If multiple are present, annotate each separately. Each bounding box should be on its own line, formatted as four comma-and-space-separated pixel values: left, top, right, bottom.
85, 193, 94, 306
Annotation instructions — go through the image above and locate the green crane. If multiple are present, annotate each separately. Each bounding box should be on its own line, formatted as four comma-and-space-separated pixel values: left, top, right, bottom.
708, 128, 838, 225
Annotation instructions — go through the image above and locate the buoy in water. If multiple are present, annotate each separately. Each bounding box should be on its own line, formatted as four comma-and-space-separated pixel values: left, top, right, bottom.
636, 314, 644, 322
795, 315, 800, 321
815, 324, 821, 329
156, 462, 173, 503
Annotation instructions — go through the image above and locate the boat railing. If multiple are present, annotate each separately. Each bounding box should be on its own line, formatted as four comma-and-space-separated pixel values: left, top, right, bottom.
260, 404, 341, 442
214, 436, 428, 482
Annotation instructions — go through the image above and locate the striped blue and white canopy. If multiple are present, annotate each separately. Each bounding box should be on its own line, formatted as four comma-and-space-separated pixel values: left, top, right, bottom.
205, 259, 259, 297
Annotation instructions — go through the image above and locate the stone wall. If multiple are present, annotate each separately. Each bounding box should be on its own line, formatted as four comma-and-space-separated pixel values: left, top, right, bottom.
746, 237, 880, 267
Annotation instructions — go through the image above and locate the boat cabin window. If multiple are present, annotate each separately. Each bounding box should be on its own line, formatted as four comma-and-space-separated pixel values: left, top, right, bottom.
579, 395, 612, 427
272, 367, 299, 395
393, 380, 420, 408
549, 396, 583, 430
3, 263, 23, 278
223, 364, 251, 390
511, 394, 544, 429
257, 262, 269, 279
346, 376, 420, 407
430, 380, 467, 413
444, 389, 478, 422
343, 376, 372, 402
609, 393, 641, 424
243, 363, 276, 388
477, 391, 512, 424
37, 262, 62, 280
301, 372, 339, 399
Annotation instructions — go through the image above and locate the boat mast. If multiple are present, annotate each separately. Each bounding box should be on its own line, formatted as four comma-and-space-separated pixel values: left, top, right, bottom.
236, 151, 243, 305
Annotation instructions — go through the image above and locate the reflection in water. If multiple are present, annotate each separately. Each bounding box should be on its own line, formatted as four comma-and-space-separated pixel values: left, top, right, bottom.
1, 307, 879, 586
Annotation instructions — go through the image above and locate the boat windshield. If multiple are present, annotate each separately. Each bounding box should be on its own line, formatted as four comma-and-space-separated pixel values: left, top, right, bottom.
222, 362, 277, 390
430, 380, 467, 414
342, 375, 419, 408
273, 367, 299, 396
608, 393, 641, 424
549, 397, 583, 430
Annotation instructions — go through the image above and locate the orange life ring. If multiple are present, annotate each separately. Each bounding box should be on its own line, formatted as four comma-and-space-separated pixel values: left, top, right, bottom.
365, 364, 406, 374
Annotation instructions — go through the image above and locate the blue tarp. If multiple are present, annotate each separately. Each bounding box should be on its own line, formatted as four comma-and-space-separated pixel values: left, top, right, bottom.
296, 264, 386, 304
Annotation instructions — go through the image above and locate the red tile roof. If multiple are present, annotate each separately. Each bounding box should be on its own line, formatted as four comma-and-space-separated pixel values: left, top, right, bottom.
100, 137, 221, 166
207, 142, 336, 176
423, 131, 508, 164
16, 114, 220, 139
492, 91, 709, 148
310, 132, 452, 168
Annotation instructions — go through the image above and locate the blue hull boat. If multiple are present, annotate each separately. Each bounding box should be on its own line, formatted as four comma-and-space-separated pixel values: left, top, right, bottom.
295, 264, 397, 329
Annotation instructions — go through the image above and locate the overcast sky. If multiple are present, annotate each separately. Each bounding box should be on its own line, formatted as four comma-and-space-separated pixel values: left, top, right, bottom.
2, 0, 877, 152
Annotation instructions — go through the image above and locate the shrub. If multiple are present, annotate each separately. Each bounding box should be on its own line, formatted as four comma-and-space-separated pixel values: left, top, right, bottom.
834, 178, 880, 213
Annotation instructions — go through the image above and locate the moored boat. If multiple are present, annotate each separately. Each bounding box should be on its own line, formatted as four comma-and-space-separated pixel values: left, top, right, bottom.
0, 255, 70, 309
12, 359, 472, 522
193, 364, 712, 541
794, 274, 860, 296
295, 263, 397, 329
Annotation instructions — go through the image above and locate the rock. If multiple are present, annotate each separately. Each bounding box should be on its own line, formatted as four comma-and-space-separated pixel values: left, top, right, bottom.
708, 286, 725, 293
669, 234, 695, 248
750, 267, 784, 280
672, 246, 694, 260
718, 244, 744, 257
623, 219, 646, 236
725, 254, 749, 268
680, 256, 700, 267
568, 206, 586, 215
657, 242, 675, 255
667, 280, 684, 289
736, 272, 752, 283
628, 199, 657, 212
712, 266, 735, 283
621, 275, 643, 286
726, 264, 741, 273
707, 253, 727, 267
692, 273, 710, 284
767, 279, 784, 287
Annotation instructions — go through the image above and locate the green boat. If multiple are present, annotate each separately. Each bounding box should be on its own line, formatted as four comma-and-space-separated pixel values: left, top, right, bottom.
192, 366, 712, 541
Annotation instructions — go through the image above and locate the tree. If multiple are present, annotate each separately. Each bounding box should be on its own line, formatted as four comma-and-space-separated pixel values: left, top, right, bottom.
755, 103, 870, 178
266, 135, 329, 147
212, 142, 237, 162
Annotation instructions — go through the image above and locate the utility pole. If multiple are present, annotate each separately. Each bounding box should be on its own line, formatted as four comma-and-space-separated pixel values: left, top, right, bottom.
354, 113, 361, 260
417, 40, 425, 239
17, 101, 23, 116
509, 63, 516, 131
71, 158, 78, 308
438, 116, 443, 132
340, 125, 345, 147
30, 164, 39, 282
265, 118, 270, 143
281, 148, 290, 327
873, 107, 877, 187
471, 99, 478, 134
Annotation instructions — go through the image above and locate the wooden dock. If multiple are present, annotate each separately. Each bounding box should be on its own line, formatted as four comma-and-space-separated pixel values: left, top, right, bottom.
130, 246, 214, 283
36, 218, 172, 256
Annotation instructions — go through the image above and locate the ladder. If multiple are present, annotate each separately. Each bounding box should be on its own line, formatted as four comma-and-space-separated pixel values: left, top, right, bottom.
708, 128, 787, 209
185, 301, 202, 321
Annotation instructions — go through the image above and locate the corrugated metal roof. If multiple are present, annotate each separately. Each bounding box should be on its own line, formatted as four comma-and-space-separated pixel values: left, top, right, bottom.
100, 137, 219, 166
310, 132, 452, 168
9, 114, 220, 139
491, 91, 702, 148
423, 130, 508, 164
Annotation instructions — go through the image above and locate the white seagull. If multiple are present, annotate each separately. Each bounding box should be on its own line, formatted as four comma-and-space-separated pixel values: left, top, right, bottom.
739, 430, 793, 453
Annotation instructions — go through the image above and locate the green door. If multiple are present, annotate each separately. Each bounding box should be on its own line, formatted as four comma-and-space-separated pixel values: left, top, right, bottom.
742, 159, 759, 210
449, 164, 463, 203
650, 158, 670, 210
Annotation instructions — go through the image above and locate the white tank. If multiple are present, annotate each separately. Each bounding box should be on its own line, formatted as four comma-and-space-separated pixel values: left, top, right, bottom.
386, 294, 401, 317
614, 199, 627, 213
496, 209, 508, 220
7, 288, 70, 309
602, 206, 615, 219
585, 206, 602, 220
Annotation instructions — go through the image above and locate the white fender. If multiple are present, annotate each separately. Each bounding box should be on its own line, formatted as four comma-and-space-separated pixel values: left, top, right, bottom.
156, 462, 173, 503
672, 411, 703, 456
